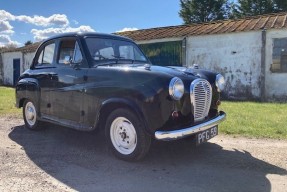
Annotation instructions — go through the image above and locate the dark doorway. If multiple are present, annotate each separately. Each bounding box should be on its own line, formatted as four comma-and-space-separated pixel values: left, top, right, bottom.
13, 59, 20, 86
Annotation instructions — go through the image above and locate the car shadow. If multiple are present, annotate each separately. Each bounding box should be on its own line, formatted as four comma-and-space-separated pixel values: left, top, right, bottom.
9, 124, 287, 192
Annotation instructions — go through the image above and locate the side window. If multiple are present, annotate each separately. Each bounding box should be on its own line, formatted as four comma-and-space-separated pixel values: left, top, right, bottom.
36, 43, 55, 66
58, 39, 83, 64
271, 38, 287, 72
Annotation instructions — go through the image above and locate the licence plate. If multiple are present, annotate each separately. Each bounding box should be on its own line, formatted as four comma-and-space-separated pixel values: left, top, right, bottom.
196, 126, 218, 145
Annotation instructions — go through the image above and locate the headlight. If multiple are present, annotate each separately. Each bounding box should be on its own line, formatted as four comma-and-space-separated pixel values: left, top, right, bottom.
169, 77, 184, 100
215, 74, 225, 92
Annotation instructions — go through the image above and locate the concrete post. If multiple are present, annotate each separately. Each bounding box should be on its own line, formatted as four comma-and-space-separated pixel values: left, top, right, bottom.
182, 37, 187, 67
260, 29, 267, 101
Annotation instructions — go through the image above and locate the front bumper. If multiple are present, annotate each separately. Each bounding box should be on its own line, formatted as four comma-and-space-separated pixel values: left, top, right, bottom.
155, 111, 226, 141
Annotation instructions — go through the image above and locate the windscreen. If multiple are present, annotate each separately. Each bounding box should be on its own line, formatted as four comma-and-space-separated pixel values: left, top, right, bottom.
85, 37, 149, 63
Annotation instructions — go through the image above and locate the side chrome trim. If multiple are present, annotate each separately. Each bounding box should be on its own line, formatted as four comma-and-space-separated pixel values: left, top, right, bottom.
154, 111, 226, 141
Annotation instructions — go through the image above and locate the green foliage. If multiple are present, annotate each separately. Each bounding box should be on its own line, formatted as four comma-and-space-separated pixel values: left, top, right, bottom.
179, 0, 230, 24
179, 0, 287, 23
238, 0, 274, 16
274, 0, 287, 11
237, 0, 287, 17
24, 40, 33, 46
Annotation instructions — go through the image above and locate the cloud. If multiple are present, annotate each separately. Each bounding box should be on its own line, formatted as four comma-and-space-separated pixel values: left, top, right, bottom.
0, 9, 95, 47
0, 10, 15, 21
0, 20, 14, 34
0, 10, 69, 27
16, 14, 69, 27
31, 25, 95, 41
116, 27, 138, 32
0, 34, 20, 47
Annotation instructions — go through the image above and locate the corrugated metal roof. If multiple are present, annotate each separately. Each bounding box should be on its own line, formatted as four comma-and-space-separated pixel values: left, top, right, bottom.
1, 42, 41, 53
116, 12, 287, 41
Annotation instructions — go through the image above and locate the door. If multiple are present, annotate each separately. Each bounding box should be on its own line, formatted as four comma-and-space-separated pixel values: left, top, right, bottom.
33, 41, 57, 116
50, 38, 87, 126
13, 59, 20, 86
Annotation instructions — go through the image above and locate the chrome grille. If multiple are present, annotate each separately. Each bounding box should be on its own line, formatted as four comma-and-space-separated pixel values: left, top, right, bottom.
190, 79, 212, 122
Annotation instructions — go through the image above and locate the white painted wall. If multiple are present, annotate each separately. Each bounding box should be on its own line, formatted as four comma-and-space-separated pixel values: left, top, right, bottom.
2, 52, 22, 85
1, 51, 35, 85
186, 31, 262, 100
265, 29, 287, 100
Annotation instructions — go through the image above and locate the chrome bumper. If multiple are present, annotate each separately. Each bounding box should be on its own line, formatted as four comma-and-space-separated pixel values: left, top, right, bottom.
154, 111, 226, 141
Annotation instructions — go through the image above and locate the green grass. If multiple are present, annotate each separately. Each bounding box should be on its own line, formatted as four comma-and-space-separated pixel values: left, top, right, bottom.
0, 86, 21, 116
220, 101, 287, 139
0, 86, 286, 139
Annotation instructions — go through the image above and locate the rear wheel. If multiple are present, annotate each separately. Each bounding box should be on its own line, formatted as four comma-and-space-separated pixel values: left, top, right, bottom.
105, 108, 151, 161
23, 100, 42, 130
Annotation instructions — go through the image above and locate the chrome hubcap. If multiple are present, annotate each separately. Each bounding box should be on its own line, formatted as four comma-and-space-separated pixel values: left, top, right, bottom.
110, 117, 137, 155
25, 102, 36, 126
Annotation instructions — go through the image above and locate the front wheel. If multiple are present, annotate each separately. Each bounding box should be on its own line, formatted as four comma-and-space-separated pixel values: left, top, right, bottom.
23, 100, 42, 130
105, 108, 151, 161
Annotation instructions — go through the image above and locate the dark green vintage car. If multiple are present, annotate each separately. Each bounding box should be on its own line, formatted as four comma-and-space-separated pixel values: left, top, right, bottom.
16, 32, 226, 161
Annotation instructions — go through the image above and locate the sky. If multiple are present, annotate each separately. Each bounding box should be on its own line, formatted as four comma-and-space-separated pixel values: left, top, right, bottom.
0, 0, 182, 47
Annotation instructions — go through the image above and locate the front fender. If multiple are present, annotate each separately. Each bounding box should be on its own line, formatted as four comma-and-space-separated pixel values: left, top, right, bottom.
16, 78, 40, 109
96, 97, 151, 134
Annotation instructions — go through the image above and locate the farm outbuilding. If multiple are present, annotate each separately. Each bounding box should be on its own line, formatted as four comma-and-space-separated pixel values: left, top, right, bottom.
1, 12, 287, 101
0, 43, 40, 86
117, 12, 287, 101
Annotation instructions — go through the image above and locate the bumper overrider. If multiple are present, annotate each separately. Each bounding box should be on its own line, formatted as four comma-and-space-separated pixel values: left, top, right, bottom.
155, 111, 226, 141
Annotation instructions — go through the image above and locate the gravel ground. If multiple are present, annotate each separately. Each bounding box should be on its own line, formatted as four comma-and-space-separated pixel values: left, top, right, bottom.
0, 115, 286, 192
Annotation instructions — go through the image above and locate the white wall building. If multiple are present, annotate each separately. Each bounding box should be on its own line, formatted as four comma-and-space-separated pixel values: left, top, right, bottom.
119, 13, 287, 101
0, 43, 39, 86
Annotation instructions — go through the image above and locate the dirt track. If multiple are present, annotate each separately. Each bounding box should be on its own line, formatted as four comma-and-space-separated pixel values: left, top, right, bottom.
0, 115, 286, 192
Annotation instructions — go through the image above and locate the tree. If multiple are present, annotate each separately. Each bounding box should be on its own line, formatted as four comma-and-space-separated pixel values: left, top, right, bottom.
24, 40, 33, 46
237, 0, 274, 16
179, 0, 230, 24
236, 0, 287, 17
274, 0, 287, 11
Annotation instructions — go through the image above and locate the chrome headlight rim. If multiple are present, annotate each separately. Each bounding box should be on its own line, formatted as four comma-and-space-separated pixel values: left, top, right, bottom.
215, 74, 225, 92
169, 77, 184, 100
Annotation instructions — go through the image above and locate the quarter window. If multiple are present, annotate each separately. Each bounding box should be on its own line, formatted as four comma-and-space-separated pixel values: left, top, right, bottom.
73, 42, 83, 63
58, 39, 83, 64
36, 43, 55, 65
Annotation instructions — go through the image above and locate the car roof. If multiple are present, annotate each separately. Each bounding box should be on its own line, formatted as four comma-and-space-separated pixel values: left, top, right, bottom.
44, 32, 133, 42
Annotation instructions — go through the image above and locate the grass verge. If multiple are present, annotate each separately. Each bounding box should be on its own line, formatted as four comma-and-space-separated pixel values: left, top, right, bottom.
220, 101, 287, 139
0, 86, 21, 117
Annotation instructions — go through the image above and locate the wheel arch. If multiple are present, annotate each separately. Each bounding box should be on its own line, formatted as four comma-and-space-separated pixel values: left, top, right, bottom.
96, 98, 150, 134
16, 78, 40, 109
